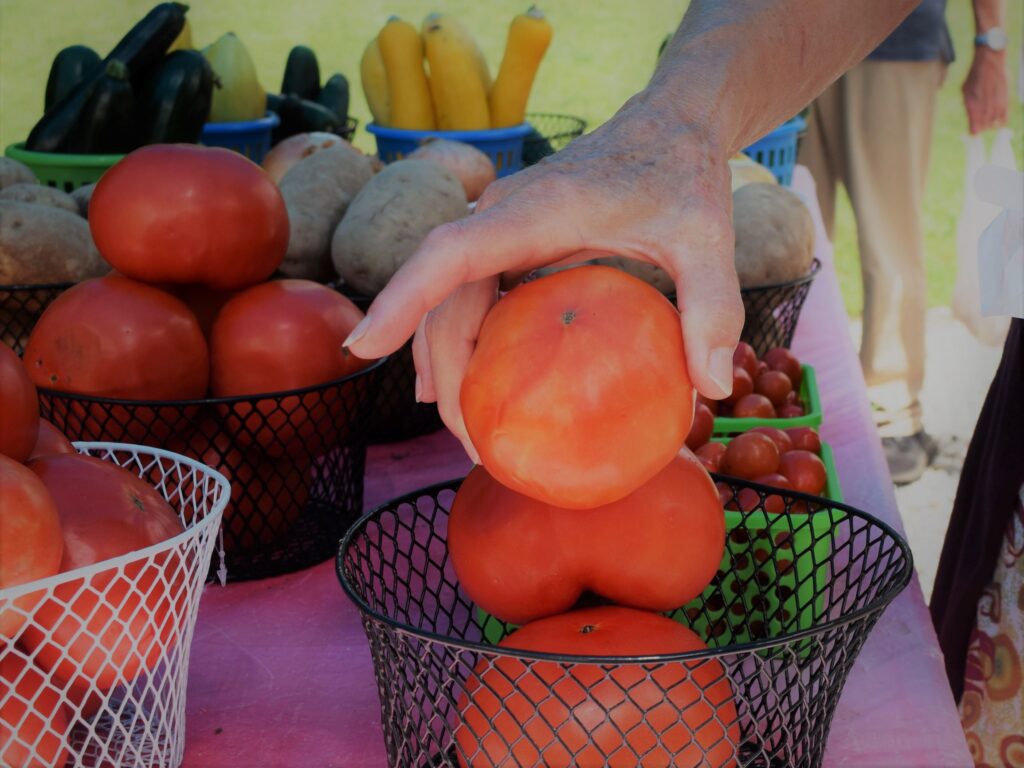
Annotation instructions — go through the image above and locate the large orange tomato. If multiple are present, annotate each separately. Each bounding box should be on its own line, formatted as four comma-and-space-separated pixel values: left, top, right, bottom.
456, 606, 740, 767
21, 454, 185, 692
210, 279, 370, 454
0, 654, 70, 768
0, 455, 62, 638
461, 265, 694, 509
89, 145, 288, 290
26, 419, 75, 462
449, 452, 724, 625
0, 341, 39, 462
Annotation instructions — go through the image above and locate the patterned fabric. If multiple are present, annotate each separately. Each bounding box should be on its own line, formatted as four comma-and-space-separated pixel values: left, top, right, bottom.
960, 492, 1024, 768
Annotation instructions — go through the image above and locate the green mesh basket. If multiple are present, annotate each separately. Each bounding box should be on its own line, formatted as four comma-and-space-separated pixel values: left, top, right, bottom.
5, 143, 123, 192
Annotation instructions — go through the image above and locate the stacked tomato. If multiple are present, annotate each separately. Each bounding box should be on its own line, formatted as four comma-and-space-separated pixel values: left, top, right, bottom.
0, 341, 186, 767
447, 266, 740, 766
22, 145, 372, 550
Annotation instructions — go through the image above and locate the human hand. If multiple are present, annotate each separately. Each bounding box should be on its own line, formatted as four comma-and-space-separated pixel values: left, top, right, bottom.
344, 94, 744, 462
963, 48, 1009, 135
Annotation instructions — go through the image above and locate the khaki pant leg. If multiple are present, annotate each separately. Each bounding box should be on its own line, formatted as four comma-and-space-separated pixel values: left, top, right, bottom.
842, 59, 944, 437
797, 78, 846, 240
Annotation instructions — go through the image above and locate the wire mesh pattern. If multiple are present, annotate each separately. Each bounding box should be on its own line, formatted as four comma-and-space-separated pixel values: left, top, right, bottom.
37, 362, 382, 581
738, 259, 821, 358
0, 443, 228, 768
337, 476, 912, 767
0, 282, 73, 355
522, 113, 587, 166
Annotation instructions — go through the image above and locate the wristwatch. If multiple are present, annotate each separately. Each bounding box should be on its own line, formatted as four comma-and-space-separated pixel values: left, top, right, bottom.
975, 27, 1007, 51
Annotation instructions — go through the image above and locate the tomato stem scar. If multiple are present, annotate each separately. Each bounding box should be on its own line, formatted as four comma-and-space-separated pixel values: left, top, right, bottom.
561, 310, 576, 325
580, 624, 596, 634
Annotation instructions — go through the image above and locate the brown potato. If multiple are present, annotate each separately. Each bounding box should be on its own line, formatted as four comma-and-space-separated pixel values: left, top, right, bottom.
0, 157, 36, 189
0, 183, 79, 215
733, 183, 815, 288
0, 201, 106, 284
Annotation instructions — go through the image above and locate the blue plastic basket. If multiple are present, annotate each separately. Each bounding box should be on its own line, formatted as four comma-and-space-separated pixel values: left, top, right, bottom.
366, 122, 533, 178
199, 112, 280, 164
742, 116, 805, 186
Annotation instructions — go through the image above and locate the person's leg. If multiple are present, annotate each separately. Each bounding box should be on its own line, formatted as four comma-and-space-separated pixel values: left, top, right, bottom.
842, 59, 944, 482
797, 78, 845, 240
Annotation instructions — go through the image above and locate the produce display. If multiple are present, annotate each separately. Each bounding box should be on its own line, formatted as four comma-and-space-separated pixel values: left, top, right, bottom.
697, 341, 810, 421
268, 45, 353, 143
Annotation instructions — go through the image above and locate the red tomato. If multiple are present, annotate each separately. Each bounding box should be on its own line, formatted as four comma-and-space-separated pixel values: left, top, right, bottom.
724, 366, 753, 406
685, 402, 714, 451
21, 454, 185, 692
752, 473, 793, 514
732, 341, 758, 380
748, 426, 793, 455
763, 348, 802, 388
456, 606, 740, 767
26, 419, 75, 462
721, 432, 780, 479
0, 654, 70, 768
0, 342, 39, 463
89, 145, 288, 290
755, 360, 769, 377
785, 427, 821, 453
695, 441, 727, 473
732, 393, 776, 419
449, 453, 724, 626
168, 283, 237, 339
462, 266, 693, 509
778, 404, 805, 417
754, 370, 793, 407
779, 450, 828, 496
696, 393, 719, 416
0, 455, 63, 638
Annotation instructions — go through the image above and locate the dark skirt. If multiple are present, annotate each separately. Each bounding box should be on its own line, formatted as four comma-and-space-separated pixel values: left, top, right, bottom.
931, 318, 1024, 700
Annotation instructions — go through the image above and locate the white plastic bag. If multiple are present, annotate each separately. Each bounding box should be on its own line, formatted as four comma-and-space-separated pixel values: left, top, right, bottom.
951, 129, 1016, 345
976, 133, 1024, 319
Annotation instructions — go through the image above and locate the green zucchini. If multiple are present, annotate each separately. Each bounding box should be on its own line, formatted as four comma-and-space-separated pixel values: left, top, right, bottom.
141, 50, 214, 143
281, 45, 320, 101
66, 59, 140, 154
45, 46, 102, 111
109, 2, 190, 86
317, 73, 349, 123
270, 93, 342, 143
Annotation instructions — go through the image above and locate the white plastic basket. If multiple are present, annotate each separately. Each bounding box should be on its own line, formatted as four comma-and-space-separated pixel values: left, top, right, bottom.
1, 442, 229, 768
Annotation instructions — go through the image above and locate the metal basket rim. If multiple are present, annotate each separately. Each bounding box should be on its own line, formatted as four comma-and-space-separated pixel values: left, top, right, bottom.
740, 257, 822, 295
335, 473, 914, 665
34, 356, 387, 408
0, 280, 76, 292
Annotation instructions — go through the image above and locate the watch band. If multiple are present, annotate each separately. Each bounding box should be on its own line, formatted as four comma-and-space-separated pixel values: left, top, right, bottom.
975, 27, 1007, 51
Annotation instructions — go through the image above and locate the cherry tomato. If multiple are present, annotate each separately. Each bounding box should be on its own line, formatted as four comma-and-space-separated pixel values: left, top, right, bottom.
732, 341, 758, 380
763, 347, 803, 388
755, 360, 769, 377
748, 426, 793, 455
779, 450, 828, 496
725, 366, 753, 406
0, 654, 70, 768
685, 402, 715, 451
696, 441, 727, 472
778, 404, 805, 418
721, 432, 780, 479
785, 427, 821, 453
696, 393, 719, 415
0, 342, 38, 462
752, 473, 793, 514
754, 370, 793, 407
732, 393, 776, 419
26, 420, 75, 462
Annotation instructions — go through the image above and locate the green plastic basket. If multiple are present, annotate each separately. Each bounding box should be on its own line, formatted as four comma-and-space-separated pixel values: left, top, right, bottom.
4, 142, 123, 192
712, 363, 822, 436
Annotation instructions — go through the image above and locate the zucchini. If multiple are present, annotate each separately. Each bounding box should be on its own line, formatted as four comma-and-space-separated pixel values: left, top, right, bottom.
489, 6, 553, 128
281, 45, 320, 101
377, 17, 435, 130
317, 73, 350, 123
141, 50, 214, 143
45, 46, 102, 112
423, 18, 489, 130
270, 94, 342, 144
66, 59, 140, 154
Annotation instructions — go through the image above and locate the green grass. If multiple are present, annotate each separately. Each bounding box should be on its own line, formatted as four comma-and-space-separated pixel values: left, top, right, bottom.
0, 0, 1020, 316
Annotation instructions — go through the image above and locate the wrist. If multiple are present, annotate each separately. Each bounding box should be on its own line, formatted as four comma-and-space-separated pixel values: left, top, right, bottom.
620, 86, 733, 166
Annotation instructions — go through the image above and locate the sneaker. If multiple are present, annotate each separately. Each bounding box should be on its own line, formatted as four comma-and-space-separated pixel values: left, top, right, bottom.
882, 431, 934, 485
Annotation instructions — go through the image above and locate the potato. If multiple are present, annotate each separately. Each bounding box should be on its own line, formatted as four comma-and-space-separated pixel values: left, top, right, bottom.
733, 183, 815, 288
0, 201, 106, 284
0, 157, 36, 189
332, 160, 468, 296
729, 153, 777, 191
277, 143, 376, 281
71, 183, 96, 218
593, 256, 675, 295
0, 183, 79, 215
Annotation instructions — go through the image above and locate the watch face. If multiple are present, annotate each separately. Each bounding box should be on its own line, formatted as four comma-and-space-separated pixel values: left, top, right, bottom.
984, 28, 1008, 50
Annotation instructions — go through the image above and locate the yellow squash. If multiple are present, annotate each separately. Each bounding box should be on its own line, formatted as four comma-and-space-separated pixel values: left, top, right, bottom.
421, 13, 491, 90
360, 37, 391, 125
377, 17, 435, 130
202, 32, 266, 123
423, 18, 490, 130
489, 6, 553, 128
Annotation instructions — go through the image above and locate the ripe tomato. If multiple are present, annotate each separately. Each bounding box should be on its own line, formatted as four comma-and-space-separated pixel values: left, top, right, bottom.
779, 450, 828, 496
0, 654, 70, 768
763, 348, 802, 388
724, 366, 753, 406
456, 606, 740, 767
449, 453, 724, 626
168, 283, 237, 339
732, 341, 758, 380
732, 393, 776, 419
695, 441, 727, 472
748, 426, 793, 455
752, 473, 793, 514
462, 266, 693, 509
685, 402, 714, 451
90, 145, 288, 290
785, 427, 821, 453
0, 341, 39, 463
696, 393, 719, 416
0, 455, 62, 638
754, 370, 792, 407
26, 420, 75, 462
21, 454, 185, 692
778, 404, 805, 417
721, 432, 780, 479
210, 279, 369, 455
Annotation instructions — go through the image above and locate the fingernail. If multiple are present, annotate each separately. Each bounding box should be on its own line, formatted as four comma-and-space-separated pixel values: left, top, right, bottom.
465, 442, 481, 466
343, 315, 372, 349
414, 375, 422, 403
708, 347, 734, 397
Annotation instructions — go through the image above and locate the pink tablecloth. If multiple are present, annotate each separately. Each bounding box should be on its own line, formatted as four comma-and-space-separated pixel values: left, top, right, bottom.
182, 167, 972, 768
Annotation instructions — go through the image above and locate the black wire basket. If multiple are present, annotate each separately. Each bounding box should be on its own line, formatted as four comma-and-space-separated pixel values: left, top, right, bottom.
38, 360, 383, 581
337, 476, 912, 767
340, 116, 359, 143
523, 113, 587, 166
0, 281, 73, 355
739, 259, 821, 357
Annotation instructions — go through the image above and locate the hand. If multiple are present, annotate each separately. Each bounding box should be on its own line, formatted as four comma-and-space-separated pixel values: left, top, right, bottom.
963, 47, 1009, 135
344, 93, 745, 461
